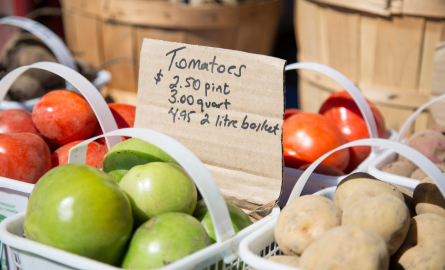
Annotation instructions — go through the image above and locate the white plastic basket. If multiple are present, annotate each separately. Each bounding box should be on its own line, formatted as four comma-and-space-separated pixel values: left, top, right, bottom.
368, 93, 445, 191
239, 138, 445, 270
0, 16, 111, 111
0, 128, 280, 270
0, 62, 120, 270
280, 62, 396, 207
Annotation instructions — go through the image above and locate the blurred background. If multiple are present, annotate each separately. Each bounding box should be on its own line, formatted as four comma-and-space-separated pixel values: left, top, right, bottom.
1, 0, 445, 134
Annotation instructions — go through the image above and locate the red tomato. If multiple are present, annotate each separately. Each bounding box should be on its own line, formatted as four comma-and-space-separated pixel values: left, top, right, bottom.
0, 133, 51, 183
298, 163, 345, 177
92, 103, 136, 144
32, 90, 98, 145
284, 108, 302, 121
283, 113, 350, 171
0, 109, 40, 135
52, 140, 108, 169
319, 91, 386, 173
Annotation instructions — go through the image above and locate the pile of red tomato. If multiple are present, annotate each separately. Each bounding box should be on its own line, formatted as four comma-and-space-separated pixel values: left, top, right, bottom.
0, 90, 135, 184
283, 91, 386, 175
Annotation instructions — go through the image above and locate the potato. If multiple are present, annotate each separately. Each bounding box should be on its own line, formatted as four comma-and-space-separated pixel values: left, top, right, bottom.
335, 177, 404, 211
399, 129, 445, 166
391, 213, 445, 270
274, 195, 341, 256
342, 190, 410, 255
382, 161, 416, 177
410, 163, 445, 180
393, 184, 416, 218
413, 175, 445, 218
268, 255, 299, 268
299, 225, 389, 270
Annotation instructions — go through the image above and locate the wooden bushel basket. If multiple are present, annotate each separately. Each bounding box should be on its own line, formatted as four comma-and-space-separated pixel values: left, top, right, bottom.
60, 0, 282, 105
295, 0, 445, 135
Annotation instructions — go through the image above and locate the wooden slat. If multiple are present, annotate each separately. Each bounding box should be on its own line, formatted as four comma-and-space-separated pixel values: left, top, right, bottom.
188, 28, 236, 50
135, 27, 187, 79
311, 0, 391, 17
102, 22, 137, 92
374, 104, 414, 136
373, 16, 425, 90
61, 9, 78, 54
320, 6, 360, 81
419, 20, 443, 95
61, 0, 283, 29
296, 0, 321, 62
414, 111, 430, 132
72, 13, 102, 67
318, 4, 330, 65
107, 88, 138, 106
299, 76, 332, 113
359, 82, 430, 109
234, 24, 270, 54
403, 0, 445, 19
360, 15, 378, 84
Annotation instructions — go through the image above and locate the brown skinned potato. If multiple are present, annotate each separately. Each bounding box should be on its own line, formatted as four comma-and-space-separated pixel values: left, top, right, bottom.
382, 161, 416, 177
342, 190, 410, 255
299, 225, 389, 270
391, 213, 445, 270
334, 177, 404, 211
274, 195, 341, 256
413, 175, 445, 218
393, 184, 416, 218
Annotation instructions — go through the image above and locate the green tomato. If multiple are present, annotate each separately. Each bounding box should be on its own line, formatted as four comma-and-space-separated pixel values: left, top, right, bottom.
102, 138, 178, 183
193, 199, 253, 243
122, 212, 211, 269
24, 164, 133, 266
119, 162, 197, 227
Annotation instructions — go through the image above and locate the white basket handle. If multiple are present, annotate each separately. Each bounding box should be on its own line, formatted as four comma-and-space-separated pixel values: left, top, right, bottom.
287, 138, 445, 204
396, 93, 445, 142
286, 63, 379, 153
0, 62, 121, 149
68, 128, 236, 243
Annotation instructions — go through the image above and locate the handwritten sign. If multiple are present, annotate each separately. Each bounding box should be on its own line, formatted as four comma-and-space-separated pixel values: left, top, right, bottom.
135, 39, 285, 216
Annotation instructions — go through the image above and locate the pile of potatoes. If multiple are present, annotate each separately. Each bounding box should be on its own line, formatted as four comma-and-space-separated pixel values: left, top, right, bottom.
269, 172, 445, 270
382, 129, 445, 180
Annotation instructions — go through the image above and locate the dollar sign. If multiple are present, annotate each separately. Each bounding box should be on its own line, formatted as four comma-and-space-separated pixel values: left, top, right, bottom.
154, 69, 163, 85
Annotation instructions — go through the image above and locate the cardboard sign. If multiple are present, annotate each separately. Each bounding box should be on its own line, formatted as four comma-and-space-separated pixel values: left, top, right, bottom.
135, 39, 285, 218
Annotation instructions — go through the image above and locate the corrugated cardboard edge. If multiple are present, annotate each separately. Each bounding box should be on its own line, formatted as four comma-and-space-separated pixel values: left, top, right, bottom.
247, 62, 286, 222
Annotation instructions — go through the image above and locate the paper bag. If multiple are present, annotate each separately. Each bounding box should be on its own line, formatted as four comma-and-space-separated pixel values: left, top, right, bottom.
135, 39, 285, 219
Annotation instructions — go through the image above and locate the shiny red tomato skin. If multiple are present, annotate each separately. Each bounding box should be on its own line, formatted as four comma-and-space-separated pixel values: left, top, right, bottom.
32, 90, 98, 145
92, 103, 136, 144
284, 109, 303, 121
0, 109, 40, 135
52, 140, 108, 169
319, 91, 386, 173
283, 113, 350, 171
0, 133, 51, 183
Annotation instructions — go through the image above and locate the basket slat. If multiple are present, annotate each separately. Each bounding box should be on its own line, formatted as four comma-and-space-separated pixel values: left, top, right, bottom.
102, 22, 137, 93
296, 0, 445, 134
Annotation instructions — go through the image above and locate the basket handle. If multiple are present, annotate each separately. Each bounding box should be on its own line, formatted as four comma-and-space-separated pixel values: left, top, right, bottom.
287, 138, 445, 204
0, 16, 78, 89
286, 63, 379, 153
67, 128, 236, 243
0, 62, 121, 149
396, 93, 445, 142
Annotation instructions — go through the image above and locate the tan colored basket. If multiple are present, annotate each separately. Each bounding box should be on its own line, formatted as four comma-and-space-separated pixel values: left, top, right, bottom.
295, 0, 445, 135
60, 0, 282, 105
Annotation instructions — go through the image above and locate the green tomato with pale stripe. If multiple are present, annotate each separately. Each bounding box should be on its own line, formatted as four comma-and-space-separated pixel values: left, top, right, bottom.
24, 164, 133, 266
